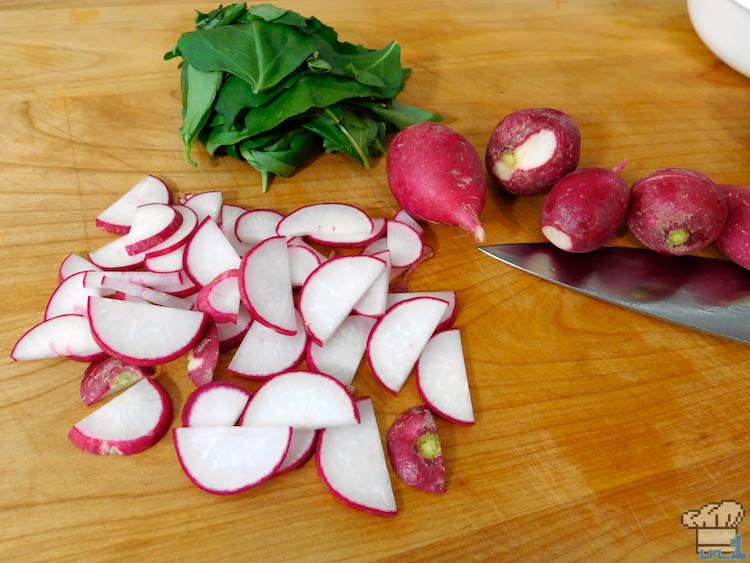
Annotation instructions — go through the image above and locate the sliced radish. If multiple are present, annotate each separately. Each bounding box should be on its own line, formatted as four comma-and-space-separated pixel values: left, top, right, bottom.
69, 378, 173, 455
387, 220, 424, 268
276, 203, 373, 238
367, 297, 448, 394
416, 329, 474, 425
96, 176, 171, 234
184, 191, 222, 223
299, 255, 386, 344
362, 237, 388, 256
221, 204, 251, 255
239, 236, 296, 335
12, 314, 103, 362
276, 430, 317, 475
287, 245, 322, 288
287, 237, 326, 260
113, 291, 149, 304
80, 356, 155, 406
196, 270, 240, 323
183, 218, 241, 286
216, 305, 252, 352
100, 270, 183, 290
316, 397, 396, 516
86, 274, 193, 310
144, 205, 198, 258
144, 244, 185, 273
45, 271, 110, 320
234, 209, 285, 246
387, 291, 457, 331
393, 209, 424, 235
306, 315, 376, 386
59, 253, 99, 282
160, 274, 199, 298
182, 382, 252, 427
352, 250, 390, 317
228, 311, 306, 379
187, 324, 219, 387
390, 243, 435, 286
173, 426, 291, 495
88, 297, 207, 366
123, 203, 183, 256
242, 371, 358, 429
307, 218, 386, 248
89, 236, 146, 271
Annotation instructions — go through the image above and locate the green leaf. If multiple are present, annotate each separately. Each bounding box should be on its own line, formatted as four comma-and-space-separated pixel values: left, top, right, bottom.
176, 20, 318, 93
247, 4, 309, 28
353, 100, 443, 129
303, 107, 377, 168
341, 41, 401, 88
306, 51, 331, 73
181, 64, 223, 166
196, 3, 247, 30
214, 73, 301, 127
239, 129, 320, 191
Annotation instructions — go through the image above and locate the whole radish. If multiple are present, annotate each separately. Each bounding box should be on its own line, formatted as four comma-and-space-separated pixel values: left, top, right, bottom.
541, 166, 630, 252
715, 185, 750, 269
386, 122, 487, 242
485, 108, 581, 195
626, 168, 727, 256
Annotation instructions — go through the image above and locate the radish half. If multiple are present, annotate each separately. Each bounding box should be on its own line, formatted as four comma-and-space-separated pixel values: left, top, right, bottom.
183, 218, 241, 286
124, 203, 183, 256
242, 371, 359, 429
228, 311, 306, 379
216, 305, 253, 352
276, 203, 373, 238
239, 236, 296, 335
144, 205, 198, 258
393, 210, 424, 235
367, 297, 449, 394
69, 378, 173, 455
181, 382, 251, 427
144, 244, 186, 273
173, 426, 291, 495
80, 356, 155, 406
45, 271, 109, 320
184, 191, 223, 223
387, 220, 424, 268
196, 269, 240, 323
307, 218, 386, 248
386, 291, 457, 331
89, 236, 146, 271
316, 397, 396, 516
220, 204, 251, 256
87, 297, 207, 366
96, 176, 171, 234
12, 314, 103, 362
306, 315, 376, 386
234, 209, 285, 246
276, 430, 317, 475
299, 255, 386, 344
86, 274, 193, 310
416, 329, 474, 425
287, 245, 323, 288
352, 250, 390, 317
59, 253, 99, 282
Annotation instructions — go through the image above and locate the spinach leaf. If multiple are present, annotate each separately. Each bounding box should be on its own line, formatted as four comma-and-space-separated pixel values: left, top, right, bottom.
196, 3, 248, 30
176, 20, 318, 93
240, 129, 320, 191
352, 100, 443, 129
181, 64, 223, 166
214, 73, 301, 127
247, 4, 309, 28
303, 107, 381, 169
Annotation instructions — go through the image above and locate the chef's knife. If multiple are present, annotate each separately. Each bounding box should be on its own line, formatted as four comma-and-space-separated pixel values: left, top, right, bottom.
479, 243, 750, 343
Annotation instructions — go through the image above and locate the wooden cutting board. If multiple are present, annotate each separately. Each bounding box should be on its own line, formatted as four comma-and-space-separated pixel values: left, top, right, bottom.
2, 1, 749, 561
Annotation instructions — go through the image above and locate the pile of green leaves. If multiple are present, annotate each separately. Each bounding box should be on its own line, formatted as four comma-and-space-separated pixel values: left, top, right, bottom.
165, 3, 442, 191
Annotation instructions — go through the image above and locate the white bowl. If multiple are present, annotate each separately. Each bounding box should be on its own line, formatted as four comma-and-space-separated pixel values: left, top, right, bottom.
687, 0, 750, 77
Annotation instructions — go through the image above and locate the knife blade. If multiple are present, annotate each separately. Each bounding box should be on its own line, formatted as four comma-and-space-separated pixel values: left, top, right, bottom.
479, 243, 750, 343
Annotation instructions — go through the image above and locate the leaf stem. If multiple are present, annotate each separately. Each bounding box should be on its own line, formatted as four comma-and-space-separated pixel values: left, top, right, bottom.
324, 108, 370, 169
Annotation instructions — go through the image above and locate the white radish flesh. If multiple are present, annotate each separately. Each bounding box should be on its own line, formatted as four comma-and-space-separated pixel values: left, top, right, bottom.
96, 176, 171, 234
87, 274, 193, 310
216, 305, 252, 352
12, 314, 103, 362
276, 203, 373, 238
287, 245, 322, 288
144, 245, 185, 273
89, 236, 146, 271
124, 203, 183, 256
387, 220, 424, 268
386, 291, 457, 330
144, 205, 198, 258
352, 250, 390, 317
367, 297, 448, 394
184, 191, 223, 223
306, 315, 375, 386
316, 397, 396, 516
393, 210, 424, 234
416, 329, 474, 425
276, 429, 317, 475
183, 218, 241, 287
220, 204, 252, 256
45, 271, 109, 320
181, 382, 251, 427
196, 270, 240, 323
59, 253, 99, 282
307, 218, 386, 248
234, 209, 285, 246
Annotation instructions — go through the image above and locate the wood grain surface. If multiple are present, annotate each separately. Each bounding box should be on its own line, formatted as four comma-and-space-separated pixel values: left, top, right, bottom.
2, 1, 749, 561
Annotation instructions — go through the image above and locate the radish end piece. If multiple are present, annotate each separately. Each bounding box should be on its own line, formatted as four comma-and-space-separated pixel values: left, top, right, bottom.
542, 226, 572, 250
417, 433, 442, 460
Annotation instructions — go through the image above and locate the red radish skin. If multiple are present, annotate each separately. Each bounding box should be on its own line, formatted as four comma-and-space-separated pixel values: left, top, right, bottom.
196, 269, 240, 323
541, 167, 630, 252
626, 168, 728, 255
143, 205, 198, 259
386, 406, 446, 494
124, 203, 183, 256
80, 356, 155, 406
386, 122, 487, 242
187, 324, 219, 387
216, 306, 253, 352
715, 185, 750, 268
485, 108, 581, 195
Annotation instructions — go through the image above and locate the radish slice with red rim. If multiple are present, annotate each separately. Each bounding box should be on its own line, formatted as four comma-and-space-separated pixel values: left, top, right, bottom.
287, 245, 322, 288
69, 378, 173, 456
220, 204, 251, 256
183, 218, 241, 287
87, 274, 193, 310
184, 191, 222, 223
367, 296, 448, 394
416, 328, 474, 425
387, 220, 424, 268
144, 205, 198, 258
276, 203, 373, 238
393, 209, 424, 235
228, 311, 306, 379
197, 269, 240, 323
216, 305, 252, 352
352, 250, 390, 317
124, 203, 183, 256
181, 382, 252, 427
80, 356, 155, 406
87, 297, 207, 366
144, 244, 186, 273
275, 429, 317, 475
362, 237, 388, 256
89, 236, 146, 271
316, 397, 396, 516
307, 218, 386, 248
187, 324, 219, 387
234, 209, 284, 246
45, 271, 110, 320
239, 236, 296, 335
306, 315, 375, 386
12, 314, 103, 362
386, 291, 457, 331
59, 253, 99, 282
299, 255, 386, 344
96, 176, 171, 234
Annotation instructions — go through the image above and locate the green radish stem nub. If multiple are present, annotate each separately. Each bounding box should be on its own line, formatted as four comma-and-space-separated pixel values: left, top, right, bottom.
668, 229, 690, 247
500, 151, 516, 168
417, 433, 442, 460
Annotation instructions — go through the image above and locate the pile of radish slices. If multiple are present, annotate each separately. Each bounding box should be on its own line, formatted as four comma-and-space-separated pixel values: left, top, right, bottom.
11, 175, 474, 516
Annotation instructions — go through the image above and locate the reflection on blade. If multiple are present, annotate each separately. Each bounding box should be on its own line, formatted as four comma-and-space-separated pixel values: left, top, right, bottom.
479, 243, 750, 344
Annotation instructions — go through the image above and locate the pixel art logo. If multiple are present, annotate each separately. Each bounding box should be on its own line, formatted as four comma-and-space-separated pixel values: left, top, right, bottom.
682, 501, 746, 560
